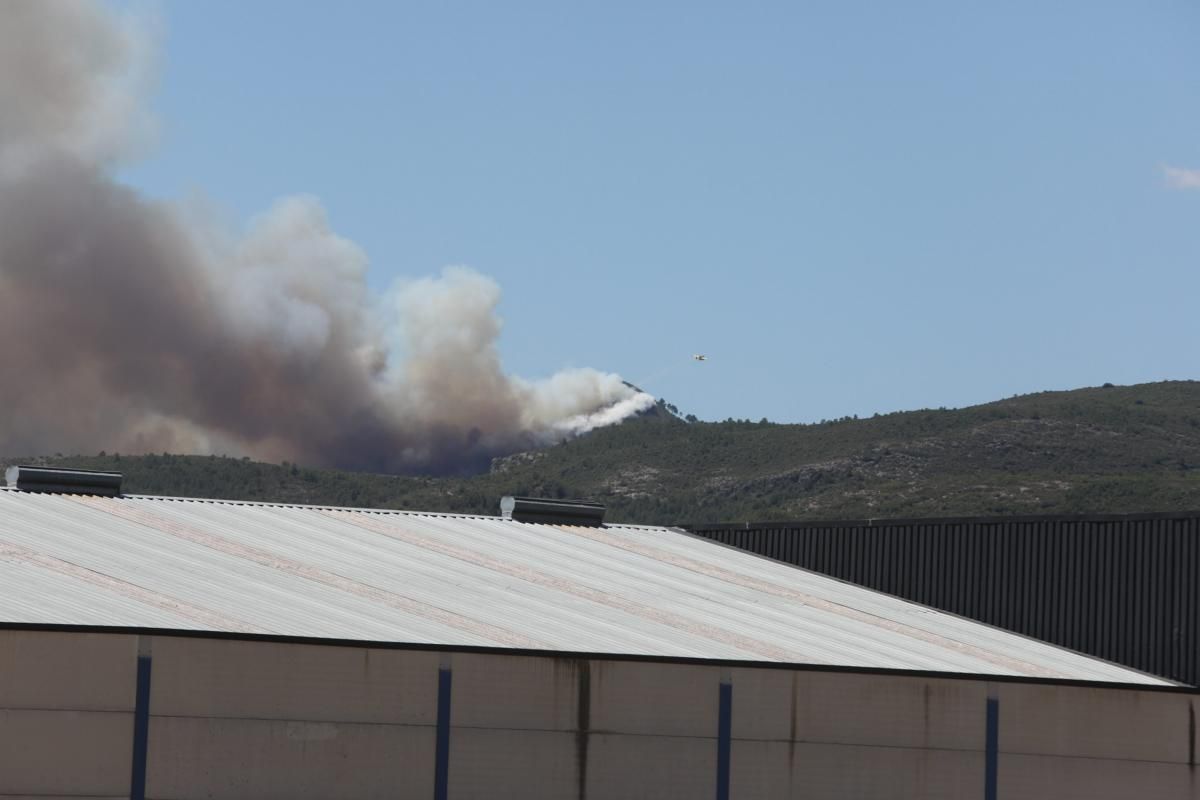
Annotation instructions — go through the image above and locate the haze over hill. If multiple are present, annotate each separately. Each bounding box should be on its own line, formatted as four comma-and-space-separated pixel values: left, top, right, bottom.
7, 381, 1199, 525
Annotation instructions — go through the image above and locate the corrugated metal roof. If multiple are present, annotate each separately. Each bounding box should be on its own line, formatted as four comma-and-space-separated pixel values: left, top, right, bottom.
0, 487, 1168, 684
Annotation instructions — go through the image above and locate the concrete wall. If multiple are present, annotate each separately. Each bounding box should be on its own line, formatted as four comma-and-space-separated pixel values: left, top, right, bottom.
0, 630, 135, 800
0, 628, 1195, 800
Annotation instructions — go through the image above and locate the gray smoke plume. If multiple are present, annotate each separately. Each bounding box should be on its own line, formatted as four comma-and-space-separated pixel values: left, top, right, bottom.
0, 1, 652, 474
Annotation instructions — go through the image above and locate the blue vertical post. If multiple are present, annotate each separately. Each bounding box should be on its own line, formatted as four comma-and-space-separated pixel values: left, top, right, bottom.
130, 637, 153, 800
434, 666, 453, 800
716, 678, 732, 800
985, 697, 999, 800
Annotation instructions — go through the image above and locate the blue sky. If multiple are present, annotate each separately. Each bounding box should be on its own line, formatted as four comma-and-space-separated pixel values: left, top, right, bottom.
117, 1, 1200, 424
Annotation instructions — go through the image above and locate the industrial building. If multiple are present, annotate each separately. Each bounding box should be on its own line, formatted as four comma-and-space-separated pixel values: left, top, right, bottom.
689, 512, 1200, 687
0, 469, 1196, 799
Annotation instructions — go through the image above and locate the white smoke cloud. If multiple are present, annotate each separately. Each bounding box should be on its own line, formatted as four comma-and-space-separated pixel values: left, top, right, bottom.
548, 389, 658, 438
1162, 165, 1200, 190
0, 0, 653, 474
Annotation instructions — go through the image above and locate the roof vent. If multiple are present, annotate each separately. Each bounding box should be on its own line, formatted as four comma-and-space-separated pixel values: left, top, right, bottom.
500, 496, 606, 526
4, 465, 123, 497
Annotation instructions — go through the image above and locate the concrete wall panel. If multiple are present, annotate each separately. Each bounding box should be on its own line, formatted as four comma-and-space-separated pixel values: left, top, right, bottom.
729, 667, 793, 740
584, 733, 715, 800
447, 728, 579, 799
145, 715, 434, 800
729, 740, 803, 798
150, 637, 440, 724
0, 709, 132, 796
790, 671, 986, 751
0, 630, 134, 711
449, 653, 580, 731
787, 741, 983, 800
588, 659, 720, 737
732, 740, 982, 800
999, 753, 1200, 800
996, 682, 1193, 763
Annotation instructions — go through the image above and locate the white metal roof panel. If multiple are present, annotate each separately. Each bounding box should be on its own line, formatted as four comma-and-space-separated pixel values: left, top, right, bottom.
0, 488, 1168, 684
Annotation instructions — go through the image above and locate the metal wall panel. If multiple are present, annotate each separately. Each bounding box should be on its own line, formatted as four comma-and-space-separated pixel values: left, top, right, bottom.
687, 513, 1200, 686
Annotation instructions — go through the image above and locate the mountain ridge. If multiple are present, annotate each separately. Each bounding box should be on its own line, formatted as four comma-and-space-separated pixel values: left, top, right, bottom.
5, 380, 1199, 525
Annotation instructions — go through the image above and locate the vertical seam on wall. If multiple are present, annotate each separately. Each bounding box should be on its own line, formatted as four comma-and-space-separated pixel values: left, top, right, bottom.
985, 696, 999, 800
716, 676, 732, 800
434, 666, 452, 800
575, 661, 591, 800
1188, 699, 1195, 770
130, 636, 153, 800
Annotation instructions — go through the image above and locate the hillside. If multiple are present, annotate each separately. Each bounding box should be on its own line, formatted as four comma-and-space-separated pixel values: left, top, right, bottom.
6, 381, 1200, 525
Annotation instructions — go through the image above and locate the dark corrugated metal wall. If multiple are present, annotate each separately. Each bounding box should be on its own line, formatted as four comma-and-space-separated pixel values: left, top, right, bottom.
687, 513, 1199, 686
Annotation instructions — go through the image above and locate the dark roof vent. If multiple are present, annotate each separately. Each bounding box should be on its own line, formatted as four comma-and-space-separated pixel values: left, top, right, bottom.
4, 465, 123, 497
500, 496, 606, 526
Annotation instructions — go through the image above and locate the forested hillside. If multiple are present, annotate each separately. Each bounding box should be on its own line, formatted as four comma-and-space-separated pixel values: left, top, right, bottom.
6, 381, 1200, 525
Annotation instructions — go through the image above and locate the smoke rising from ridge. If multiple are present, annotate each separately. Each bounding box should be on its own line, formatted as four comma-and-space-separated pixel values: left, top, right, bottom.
0, 1, 653, 474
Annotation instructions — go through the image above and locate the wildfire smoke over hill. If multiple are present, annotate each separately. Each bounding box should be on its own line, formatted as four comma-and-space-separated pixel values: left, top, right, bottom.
0, 1, 651, 474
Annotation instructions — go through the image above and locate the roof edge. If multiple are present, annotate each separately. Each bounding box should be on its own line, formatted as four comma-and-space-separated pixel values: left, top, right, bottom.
0, 622, 1189, 692
0, 487, 659, 529
685, 509, 1200, 530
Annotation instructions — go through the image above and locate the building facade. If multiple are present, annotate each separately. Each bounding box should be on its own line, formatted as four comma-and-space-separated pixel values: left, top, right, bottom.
0, 481, 1194, 798
2, 626, 1196, 799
